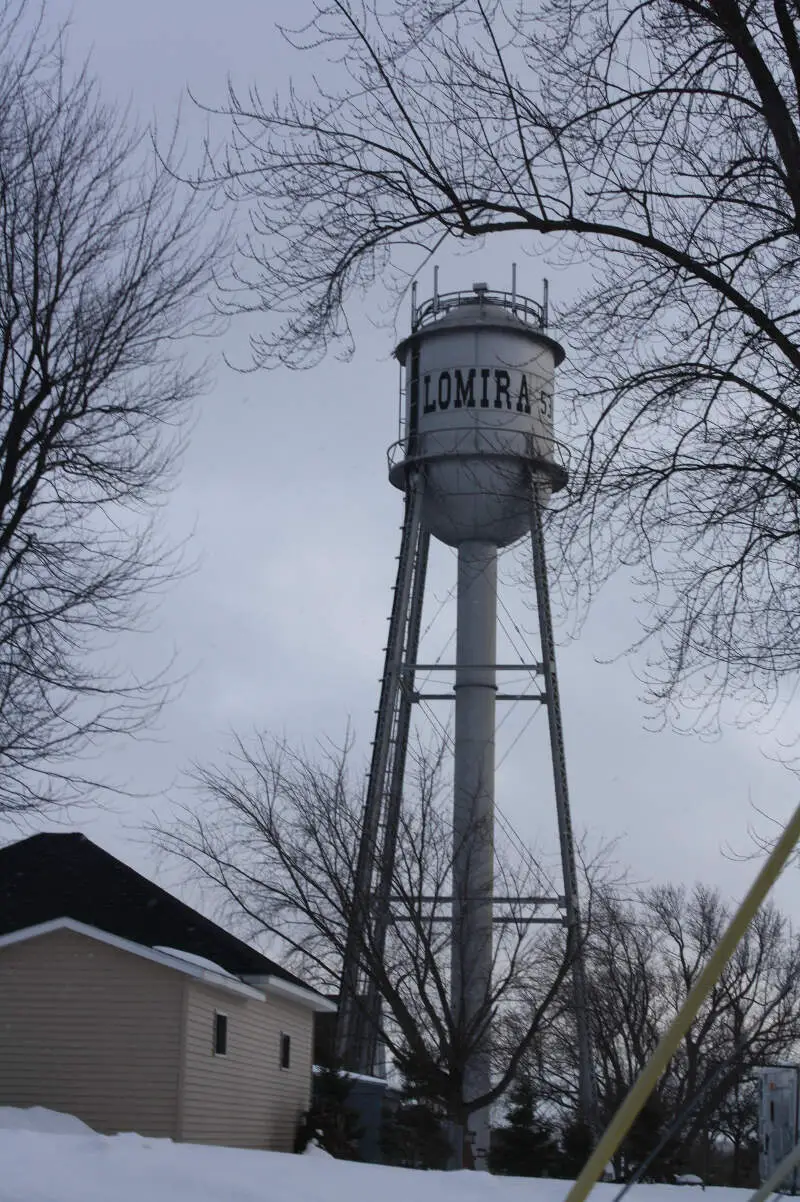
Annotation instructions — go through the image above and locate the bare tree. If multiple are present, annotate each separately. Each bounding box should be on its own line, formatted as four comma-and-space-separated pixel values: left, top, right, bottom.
535, 882, 800, 1183
157, 731, 588, 1165
647, 886, 800, 1170
582, 889, 666, 1128
195, 0, 800, 721
714, 1074, 760, 1187
0, 2, 221, 815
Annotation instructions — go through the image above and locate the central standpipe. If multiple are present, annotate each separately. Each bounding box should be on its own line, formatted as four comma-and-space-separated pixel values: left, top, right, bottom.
452, 541, 497, 1165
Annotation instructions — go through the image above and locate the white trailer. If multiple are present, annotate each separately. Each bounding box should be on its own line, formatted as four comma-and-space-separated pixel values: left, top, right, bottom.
758, 1065, 800, 1193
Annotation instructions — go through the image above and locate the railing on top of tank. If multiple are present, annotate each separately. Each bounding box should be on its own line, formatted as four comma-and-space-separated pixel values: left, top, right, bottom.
412, 288, 546, 332
386, 430, 571, 489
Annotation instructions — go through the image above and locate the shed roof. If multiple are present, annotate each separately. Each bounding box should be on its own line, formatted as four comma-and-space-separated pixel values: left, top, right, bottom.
0, 831, 325, 1001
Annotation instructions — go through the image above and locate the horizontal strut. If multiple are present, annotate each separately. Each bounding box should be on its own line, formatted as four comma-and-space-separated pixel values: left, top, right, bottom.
400, 663, 543, 672
390, 915, 568, 926
384, 894, 566, 906
414, 691, 547, 702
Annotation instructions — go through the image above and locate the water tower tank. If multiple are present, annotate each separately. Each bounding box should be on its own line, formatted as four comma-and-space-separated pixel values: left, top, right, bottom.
390, 282, 566, 546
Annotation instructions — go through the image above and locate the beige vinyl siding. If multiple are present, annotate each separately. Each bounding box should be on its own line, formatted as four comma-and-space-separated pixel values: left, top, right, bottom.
0, 928, 183, 1137
180, 981, 313, 1150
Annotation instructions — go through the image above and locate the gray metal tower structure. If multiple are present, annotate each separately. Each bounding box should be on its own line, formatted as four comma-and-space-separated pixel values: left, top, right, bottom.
336, 274, 594, 1165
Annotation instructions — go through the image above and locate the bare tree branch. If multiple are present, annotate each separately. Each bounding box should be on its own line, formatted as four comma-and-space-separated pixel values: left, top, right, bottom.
154, 730, 595, 1132
0, 0, 224, 815
193, 0, 800, 722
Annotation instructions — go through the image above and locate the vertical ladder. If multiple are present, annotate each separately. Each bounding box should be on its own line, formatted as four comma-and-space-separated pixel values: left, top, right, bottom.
529, 477, 598, 1131
336, 474, 427, 1073
358, 523, 430, 1073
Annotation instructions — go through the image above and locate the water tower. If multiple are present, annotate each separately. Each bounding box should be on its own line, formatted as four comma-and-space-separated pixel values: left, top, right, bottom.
336, 272, 594, 1165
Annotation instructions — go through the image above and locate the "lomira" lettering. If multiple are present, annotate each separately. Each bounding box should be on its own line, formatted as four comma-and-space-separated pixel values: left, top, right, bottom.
422, 369, 531, 414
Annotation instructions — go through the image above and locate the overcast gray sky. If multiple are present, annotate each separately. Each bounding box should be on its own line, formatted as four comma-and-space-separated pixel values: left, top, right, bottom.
8, 0, 800, 922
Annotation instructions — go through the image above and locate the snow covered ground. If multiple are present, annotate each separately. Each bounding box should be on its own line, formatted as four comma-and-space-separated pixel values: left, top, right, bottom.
0, 1107, 754, 1202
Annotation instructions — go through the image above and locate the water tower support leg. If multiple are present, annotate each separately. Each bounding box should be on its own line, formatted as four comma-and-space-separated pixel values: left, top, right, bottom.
452, 539, 497, 1170
337, 474, 425, 1072
361, 525, 431, 1073
529, 481, 597, 1133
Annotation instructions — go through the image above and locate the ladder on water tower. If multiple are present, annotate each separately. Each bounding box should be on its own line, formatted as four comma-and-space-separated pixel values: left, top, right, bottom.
336, 474, 429, 1075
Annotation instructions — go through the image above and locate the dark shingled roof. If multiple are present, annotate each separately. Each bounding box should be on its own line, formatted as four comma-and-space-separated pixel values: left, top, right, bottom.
0, 831, 314, 992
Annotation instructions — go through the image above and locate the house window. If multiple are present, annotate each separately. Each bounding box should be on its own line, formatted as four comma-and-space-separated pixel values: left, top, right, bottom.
214, 1012, 228, 1056
280, 1032, 291, 1070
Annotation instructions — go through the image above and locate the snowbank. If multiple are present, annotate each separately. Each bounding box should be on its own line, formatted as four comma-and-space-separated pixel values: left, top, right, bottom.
302, 1140, 334, 1158
0, 1113, 754, 1202
0, 1105, 94, 1136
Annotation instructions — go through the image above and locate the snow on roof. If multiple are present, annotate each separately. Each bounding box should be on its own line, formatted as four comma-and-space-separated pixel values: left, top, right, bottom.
312, 1066, 389, 1087
153, 946, 237, 979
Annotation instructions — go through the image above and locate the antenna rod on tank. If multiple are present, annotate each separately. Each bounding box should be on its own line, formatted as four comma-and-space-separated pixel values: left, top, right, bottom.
433, 266, 439, 314
411, 280, 418, 328
542, 278, 549, 329
511, 263, 517, 313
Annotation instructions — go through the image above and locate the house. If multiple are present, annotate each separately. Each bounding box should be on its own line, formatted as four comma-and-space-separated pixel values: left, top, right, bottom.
0, 832, 336, 1150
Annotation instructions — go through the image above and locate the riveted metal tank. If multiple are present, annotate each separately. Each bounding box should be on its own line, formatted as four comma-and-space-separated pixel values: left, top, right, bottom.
390, 282, 566, 547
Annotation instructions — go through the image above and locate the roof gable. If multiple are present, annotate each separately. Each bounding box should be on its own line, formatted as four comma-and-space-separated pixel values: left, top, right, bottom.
0, 918, 266, 999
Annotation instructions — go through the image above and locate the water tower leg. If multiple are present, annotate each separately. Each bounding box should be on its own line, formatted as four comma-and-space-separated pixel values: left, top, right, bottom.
360, 525, 431, 1074
337, 476, 425, 1073
529, 481, 597, 1134
452, 539, 497, 1170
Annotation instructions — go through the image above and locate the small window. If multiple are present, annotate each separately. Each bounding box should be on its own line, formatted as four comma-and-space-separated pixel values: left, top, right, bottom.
280, 1032, 291, 1070
214, 1012, 228, 1056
